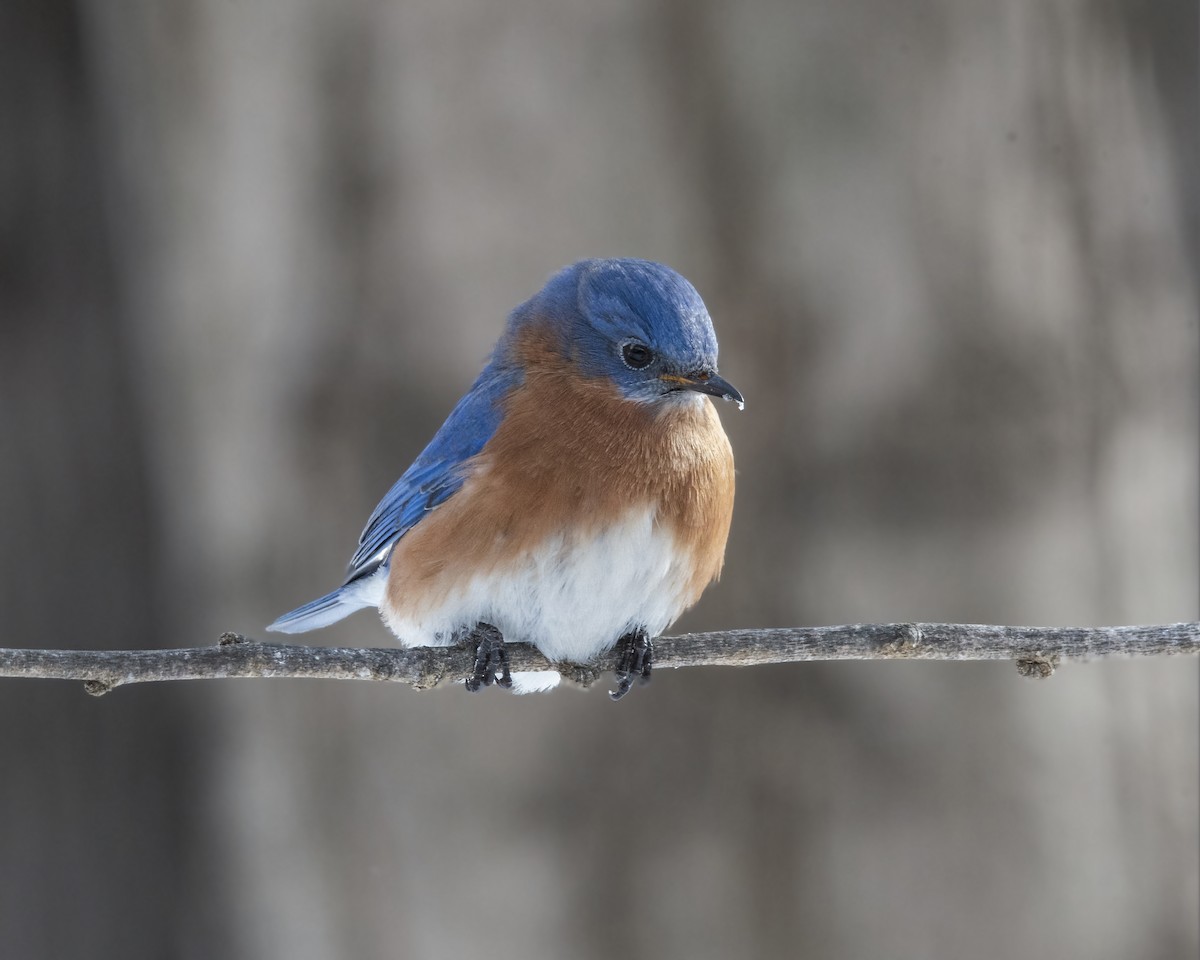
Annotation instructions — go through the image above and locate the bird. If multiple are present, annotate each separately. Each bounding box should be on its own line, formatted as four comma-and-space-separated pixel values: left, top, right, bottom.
268, 258, 742, 699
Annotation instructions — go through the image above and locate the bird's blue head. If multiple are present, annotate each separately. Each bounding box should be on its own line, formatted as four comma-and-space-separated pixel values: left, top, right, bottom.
510, 258, 743, 408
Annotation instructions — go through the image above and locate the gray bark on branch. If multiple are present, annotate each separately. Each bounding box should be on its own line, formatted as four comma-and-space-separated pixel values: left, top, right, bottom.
0, 622, 1196, 696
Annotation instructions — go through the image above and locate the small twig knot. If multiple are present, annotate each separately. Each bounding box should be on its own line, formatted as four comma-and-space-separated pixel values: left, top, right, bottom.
1015, 654, 1059, 679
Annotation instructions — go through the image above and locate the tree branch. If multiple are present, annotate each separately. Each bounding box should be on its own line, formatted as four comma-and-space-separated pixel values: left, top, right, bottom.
0, 622, 1196, 696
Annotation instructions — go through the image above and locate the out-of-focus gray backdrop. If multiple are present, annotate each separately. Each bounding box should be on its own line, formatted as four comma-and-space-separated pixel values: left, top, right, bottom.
1, 2, 1196, 958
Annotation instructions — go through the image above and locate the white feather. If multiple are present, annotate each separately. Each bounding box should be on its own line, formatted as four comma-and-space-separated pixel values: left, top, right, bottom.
510, 671, 563, 695
380, 506, 695, 664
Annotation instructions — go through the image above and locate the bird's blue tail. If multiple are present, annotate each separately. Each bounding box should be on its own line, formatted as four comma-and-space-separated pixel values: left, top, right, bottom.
267, 584, 375, 634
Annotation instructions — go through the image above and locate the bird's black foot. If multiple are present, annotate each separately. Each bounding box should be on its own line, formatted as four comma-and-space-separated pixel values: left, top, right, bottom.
464, 622, 512, 692
609, 628, 653, 702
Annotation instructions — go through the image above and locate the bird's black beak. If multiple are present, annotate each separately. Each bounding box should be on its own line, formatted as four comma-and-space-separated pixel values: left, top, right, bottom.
661, 371, 745, 409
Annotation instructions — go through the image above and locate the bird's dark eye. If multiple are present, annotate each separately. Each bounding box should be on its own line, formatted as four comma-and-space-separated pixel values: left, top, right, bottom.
621, 341, 654, 370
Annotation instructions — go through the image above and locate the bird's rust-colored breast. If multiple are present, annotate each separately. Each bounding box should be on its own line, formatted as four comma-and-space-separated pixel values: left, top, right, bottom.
385, 325, 735, 617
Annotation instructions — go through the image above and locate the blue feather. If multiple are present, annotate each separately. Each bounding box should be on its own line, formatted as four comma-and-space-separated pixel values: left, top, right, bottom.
267, 587, 365, 633
267, 358, 518, 634
344, 357, 520, 581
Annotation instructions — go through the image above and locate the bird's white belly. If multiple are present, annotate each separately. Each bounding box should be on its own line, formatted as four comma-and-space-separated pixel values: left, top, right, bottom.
379, 506, 694, 663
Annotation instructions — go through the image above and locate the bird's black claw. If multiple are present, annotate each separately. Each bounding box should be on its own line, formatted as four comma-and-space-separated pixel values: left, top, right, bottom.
609, 628, 653, 702
465, 622, 512, 692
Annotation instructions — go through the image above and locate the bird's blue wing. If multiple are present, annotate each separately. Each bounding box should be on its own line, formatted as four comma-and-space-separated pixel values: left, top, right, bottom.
345, 362, 519, 583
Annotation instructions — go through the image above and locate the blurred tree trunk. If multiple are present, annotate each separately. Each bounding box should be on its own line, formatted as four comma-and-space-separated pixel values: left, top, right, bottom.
0, 3, 221, 957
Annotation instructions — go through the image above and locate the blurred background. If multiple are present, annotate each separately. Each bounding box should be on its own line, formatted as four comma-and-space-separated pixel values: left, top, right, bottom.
1, 1, 1196, 958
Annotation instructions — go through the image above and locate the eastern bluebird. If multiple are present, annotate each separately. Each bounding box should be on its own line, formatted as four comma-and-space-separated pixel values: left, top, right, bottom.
269, 258, 742, 699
